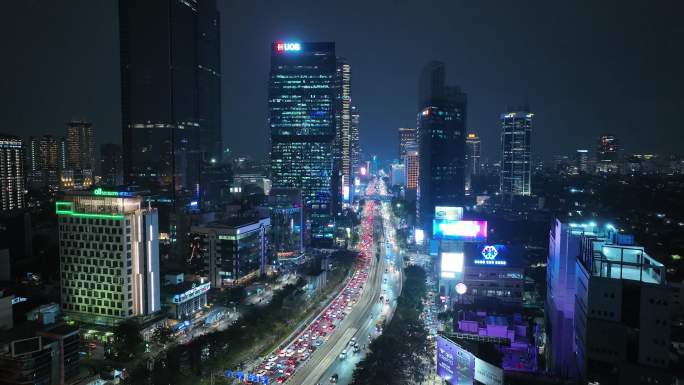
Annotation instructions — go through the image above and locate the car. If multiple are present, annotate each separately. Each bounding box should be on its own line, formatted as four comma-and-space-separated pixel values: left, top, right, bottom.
330, 373, 339, 383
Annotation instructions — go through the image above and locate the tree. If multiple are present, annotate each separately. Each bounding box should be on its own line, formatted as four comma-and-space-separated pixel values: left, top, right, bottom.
113, 320, 143, 360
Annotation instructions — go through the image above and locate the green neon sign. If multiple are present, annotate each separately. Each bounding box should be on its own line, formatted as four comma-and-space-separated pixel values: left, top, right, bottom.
93, 188, 133, 197
55, 201, 124, 220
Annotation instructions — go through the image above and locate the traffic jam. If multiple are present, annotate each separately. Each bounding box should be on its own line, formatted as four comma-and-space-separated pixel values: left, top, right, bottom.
251, 192, 377, 384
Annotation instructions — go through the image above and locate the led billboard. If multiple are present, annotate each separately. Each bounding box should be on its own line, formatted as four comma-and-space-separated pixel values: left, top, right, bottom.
471, 244, 508, 266
436, 335, 475, 385
435, 206, 463, 221
474, 358, 504, 385
433, 220, 487, 241
440, 252, 464, 279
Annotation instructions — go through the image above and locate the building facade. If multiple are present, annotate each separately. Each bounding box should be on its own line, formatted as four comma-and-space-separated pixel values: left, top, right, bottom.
398, 127, 417, 158
350, 105, 360, 174
119, 0, 221, 202
268, 188, 304, 262
404, 145, 419, 191
28, 135, 62, 192
596, 134, 619, 173
416, 62, 467, 234
57, 191, 160, 326
191, 218, 270, 288
269, 42, 337, 245
465, 133, 481, 193
0, 134, 24, 212
334, 58, 353, 206
65, 120, 95, 190
546, 220, 674, 384
100, 143, 123, 187
500, 109, 533, 196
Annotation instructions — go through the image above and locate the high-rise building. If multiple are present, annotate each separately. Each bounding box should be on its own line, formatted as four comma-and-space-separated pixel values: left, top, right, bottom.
119, 0, 221, 203
416, 62, 467, 234
546, 220, 673, 384
404, 145, 419, 191
575, 149, 589, 174
268, 188, 304, 262
465, 133, 481, 193
500, 109, 533, 196
100, 143, 123, 187
596, 134, 619, 173
334, 58, 353, 206
0, 134, 25, 212
28, 135, 62, 192
57, 190, 160, 326
269, 42, 336, 245
398, 127, 417, 158
65, 120, 95, 189
350, 105, 360, 172
390, 163, 406, 187
191, 218, 270, 288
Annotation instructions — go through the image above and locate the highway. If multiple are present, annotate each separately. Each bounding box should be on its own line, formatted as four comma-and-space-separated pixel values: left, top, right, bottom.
287, 178, 402, 385
286, 219, 385, 385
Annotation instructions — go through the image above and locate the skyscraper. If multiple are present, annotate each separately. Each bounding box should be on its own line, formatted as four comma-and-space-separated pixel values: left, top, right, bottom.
575, 149, 589, 174
57, 190, 160, 326
119, 0, 221, 203
65, 120, 95, 189
398, 127, 417, 158
404, 145, 419, 191
500, 109, 533, 196
0, 134, 24, 212
350, 105, 360, 173
269, 42, 337, 245
28, 135, 62, 192
100, 143, 123, 187
351, 106, 360, 173
596, 134, 619, 173
465, 133, 481, 193
416, 62, 467, 234
334, 58, 353, 207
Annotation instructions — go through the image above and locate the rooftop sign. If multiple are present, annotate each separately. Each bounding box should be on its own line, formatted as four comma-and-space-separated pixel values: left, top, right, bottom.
276, 42, 301, 52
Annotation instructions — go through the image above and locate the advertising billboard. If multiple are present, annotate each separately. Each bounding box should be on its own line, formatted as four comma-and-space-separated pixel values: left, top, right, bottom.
436, 335, 475, 385
440, 252, 464, 279
435, 206, 463, 221
433, 220, 487, 241
471, 244, 508, 266
474, 357, 504, 385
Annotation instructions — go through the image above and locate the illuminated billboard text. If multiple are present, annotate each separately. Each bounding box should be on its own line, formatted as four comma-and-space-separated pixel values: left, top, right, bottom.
473, 244, 507, 266
275, 42, 301, 52
435, 206, 463, 221
433, 220, 487, 241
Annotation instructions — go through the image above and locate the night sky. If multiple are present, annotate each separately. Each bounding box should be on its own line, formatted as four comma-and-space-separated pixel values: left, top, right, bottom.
1, 0, 683, 163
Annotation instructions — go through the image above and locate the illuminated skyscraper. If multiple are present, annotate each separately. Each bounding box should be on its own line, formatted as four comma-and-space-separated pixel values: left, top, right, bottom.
350, 105, 360, 171
269, 42, 336, 245
0, 134, 25, 212
350, 105, 361, 170
465, 133, 481, 193
416, 61, 467, 234
404, 145, 419, 191
28, 135, 62, 192
334, 58, 353, 206
398, 127, 417, 158
57, 190, 160, 325
119, 0, 221, 203
575, 149, 589, 174
500, 109, 533, 196
65, 121, 95, 189
596, 134, 619, 173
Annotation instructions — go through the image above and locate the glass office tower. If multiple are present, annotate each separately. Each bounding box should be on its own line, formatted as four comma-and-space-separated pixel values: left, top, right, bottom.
500, 109, 533, 196
119, 0, 221, 205
416, 62, 467, 235
269, 42, 336, 246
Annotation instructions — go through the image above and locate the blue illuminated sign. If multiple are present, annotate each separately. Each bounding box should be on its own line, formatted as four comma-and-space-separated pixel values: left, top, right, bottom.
473, 245, 507, 266
224, 370, 269, 384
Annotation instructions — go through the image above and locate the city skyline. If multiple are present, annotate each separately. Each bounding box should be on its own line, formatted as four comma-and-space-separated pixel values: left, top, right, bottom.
2, 0, 683, 161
